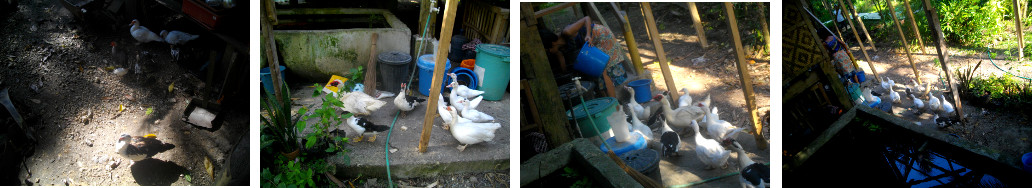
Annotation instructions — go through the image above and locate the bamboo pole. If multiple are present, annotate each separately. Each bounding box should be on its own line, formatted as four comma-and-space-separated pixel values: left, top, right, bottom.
419, 0, 459, 153
837, 0, 882, 84
611, 3, 644, 74
724, 2, 767, 149
922, 0, 966, 123
642, 2, 679, 100
886, 0, 921, 86
688, 2, 709, 48
901, 0, 927, 54
1015, 0, 1024, 60
841, 0, 877, 51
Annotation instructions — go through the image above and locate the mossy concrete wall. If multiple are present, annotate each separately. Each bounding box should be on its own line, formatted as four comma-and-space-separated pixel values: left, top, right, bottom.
273, 8, 411, 81
520, 139, 642, 188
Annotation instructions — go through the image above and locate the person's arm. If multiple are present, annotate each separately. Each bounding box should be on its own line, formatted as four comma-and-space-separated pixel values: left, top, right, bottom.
562, 16, 592, 44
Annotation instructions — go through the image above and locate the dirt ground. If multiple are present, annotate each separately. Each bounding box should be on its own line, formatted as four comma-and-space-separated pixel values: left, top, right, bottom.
542, 2, 772, 187
851, 42, 1032, 167
2, 0, 248, 186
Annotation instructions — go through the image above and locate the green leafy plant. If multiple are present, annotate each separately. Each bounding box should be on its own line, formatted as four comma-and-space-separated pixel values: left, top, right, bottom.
261, 81, 300, 154
342, 66, 364, 93
561, 167, 592, 188
964, 74, 1032, 108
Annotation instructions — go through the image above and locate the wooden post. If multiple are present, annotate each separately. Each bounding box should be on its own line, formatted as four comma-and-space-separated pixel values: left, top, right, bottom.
586, 2, 611, 32
922, 0, 966, 123
841, 0, 877, 51
419, 0, 459, 153
611, 3, 644, 74
724, 2, 767, 149
363, 34, 378, 95
522, 3, 573, 147
901, 0, 927, 54
261, 4, 283, 104
642, 2, 680, 100
640, 4, 652, 41
886, 0, 921, 86
533, 2, 578, 18
688, 2, 709, 48
1015, 0, 1025, 60
836, 0, 882, 84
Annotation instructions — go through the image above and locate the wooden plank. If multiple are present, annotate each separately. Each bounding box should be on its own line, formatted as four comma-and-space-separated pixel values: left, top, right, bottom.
534, 2, 578, 19
1016, 0, 1025, 60
642, 2, 680, 100
611, 3, 644, 74
922, 0, 966, 123
419, 0, 459, 153
520, 79, 543, 133
842, 0, 877, 50
886, 0, 921, 86
522, 3, 573, 147
901, 0, 927, 54
263, 0, 277, 25
363, 34, 378, 96
261, 11, 283, 103
688, 2, 709, 48
724, 2, 767, 149
836, 0, 882, 84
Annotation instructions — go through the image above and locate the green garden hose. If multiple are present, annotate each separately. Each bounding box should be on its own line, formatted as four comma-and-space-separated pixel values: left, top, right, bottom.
385, 4, 437, 187
986, 46, 1032, 81
668, 163, 770, 187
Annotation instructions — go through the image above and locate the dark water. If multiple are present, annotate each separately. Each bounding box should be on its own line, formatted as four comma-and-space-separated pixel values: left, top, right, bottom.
787, 117, 1030, 187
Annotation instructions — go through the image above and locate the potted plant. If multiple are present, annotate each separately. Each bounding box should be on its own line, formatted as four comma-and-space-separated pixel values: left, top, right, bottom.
260, 82, 301, 159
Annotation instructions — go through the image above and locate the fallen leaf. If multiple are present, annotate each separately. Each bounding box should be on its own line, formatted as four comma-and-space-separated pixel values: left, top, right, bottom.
184, 174, 191, 182
118, 104, 125, 112
204, 157, 214, 180
30, 99, 40, 104
168, 82, 174, 93
145, 107, 153, 115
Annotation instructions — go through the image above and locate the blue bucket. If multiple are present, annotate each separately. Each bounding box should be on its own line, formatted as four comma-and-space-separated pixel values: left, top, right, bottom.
627, 79, 652, 103
443, 67, 477, 92
260, 66, 286, 95
574, 43, 610, 77
1023, 152, 1032, 173
417, 54, 452, 96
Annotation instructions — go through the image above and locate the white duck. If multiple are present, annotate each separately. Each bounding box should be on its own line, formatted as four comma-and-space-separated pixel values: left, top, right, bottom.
160, 30, 199, 45
705, 107, 744, 143
446, 107, 501, 152
623, 86, 650, 121
731, 140, 770, 188
627, 103, 653, 141
659, 118, 681, 157
607, 106, 633, 143
909, 93, 924, 113
394, 83, 426, 117
129, 19, 164, 44
345, 116, 389, 142
447, 73, 485, 99
889, 88, 901, 104
678, 88, 693, 107
940, 94, 954, 115
881, 77, 895, 92
437, 94, 471, 130
656, 94, 707, 130
338, 90, 387, 116
691, 120, 731, 169
927, 92, 941, 113
862, 87, 879, 104
460, 105, 495, 123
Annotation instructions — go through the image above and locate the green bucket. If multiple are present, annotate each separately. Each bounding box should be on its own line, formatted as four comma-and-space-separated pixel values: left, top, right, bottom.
567, 97, 617, 137
473, 44, 510, 100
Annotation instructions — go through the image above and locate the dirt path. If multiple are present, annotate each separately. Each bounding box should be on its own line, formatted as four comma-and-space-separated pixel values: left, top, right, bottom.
3, 0, 248, 186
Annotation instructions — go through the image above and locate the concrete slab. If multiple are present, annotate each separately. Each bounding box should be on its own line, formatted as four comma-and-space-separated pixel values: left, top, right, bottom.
647, 124, 769, 187
290, 86, 510, 178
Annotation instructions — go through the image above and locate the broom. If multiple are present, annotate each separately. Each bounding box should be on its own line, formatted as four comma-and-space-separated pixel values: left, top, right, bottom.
573, 78, 661, 188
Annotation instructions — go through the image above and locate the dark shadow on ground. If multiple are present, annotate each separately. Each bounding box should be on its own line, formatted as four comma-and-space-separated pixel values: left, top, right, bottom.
130, 159, 188, 186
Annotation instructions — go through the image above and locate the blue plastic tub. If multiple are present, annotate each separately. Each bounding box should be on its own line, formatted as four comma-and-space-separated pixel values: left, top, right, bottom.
260, 66, 286, 95
856, 70, 866, 83
573, 43, 610, 77
600, 132, 646, 156
1023, 152, 1032, 173
473, 44, 510, 100
627, 79, 652, 103
417, 54, 452, 96
443, 67, 477, 92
